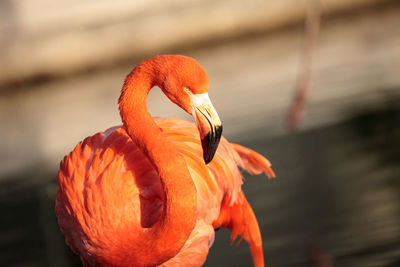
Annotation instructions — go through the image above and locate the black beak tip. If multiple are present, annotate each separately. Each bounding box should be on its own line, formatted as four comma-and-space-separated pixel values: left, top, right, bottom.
204, 155, 212, 165
201, 125, 223, 164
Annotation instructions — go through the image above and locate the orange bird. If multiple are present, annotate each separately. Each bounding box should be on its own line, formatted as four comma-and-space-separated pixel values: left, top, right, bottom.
56, 55, 275, 267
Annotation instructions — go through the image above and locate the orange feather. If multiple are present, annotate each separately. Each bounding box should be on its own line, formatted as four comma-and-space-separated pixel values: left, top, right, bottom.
56, 55, 275, 267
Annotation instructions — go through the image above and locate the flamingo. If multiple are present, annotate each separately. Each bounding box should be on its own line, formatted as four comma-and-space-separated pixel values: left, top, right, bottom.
56, 55, 275, 267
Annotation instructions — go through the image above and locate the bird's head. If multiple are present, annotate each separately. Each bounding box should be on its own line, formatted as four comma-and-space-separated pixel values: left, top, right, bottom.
154, 55, 223, 164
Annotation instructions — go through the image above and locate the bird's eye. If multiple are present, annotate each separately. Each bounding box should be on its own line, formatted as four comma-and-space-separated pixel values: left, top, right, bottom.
184, 87, 192, 95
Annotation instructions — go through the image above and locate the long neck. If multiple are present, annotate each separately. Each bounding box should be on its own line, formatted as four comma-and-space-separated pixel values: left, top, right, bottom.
119, 63, 197, 266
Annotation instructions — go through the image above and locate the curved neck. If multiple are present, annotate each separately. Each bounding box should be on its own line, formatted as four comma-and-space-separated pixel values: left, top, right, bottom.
119, 62, 197, 266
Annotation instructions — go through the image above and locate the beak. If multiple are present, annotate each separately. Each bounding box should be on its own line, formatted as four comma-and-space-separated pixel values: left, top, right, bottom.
190, 93, 223, 164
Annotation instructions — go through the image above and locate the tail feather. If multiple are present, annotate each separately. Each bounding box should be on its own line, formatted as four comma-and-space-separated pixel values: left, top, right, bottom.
212, 143, 276, 267
232, 143, 275, 178
213, 192, 265, 267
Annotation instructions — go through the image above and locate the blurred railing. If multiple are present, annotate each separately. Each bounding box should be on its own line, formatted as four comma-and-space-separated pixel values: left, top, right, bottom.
0, 0, 389, 88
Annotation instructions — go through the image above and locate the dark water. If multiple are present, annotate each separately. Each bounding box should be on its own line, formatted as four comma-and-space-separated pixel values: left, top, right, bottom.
1, 105, 400, 267
206, 105, 400, 267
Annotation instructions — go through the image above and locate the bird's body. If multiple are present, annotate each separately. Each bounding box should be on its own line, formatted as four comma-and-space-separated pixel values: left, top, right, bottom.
56, 55, 275, 267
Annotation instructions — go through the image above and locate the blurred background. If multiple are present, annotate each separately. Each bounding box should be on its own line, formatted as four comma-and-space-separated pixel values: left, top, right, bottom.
1, 0, 400, 266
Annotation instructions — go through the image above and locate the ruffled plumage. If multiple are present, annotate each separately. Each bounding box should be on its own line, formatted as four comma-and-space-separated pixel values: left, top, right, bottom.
56, 117, 274, 266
